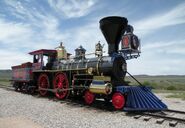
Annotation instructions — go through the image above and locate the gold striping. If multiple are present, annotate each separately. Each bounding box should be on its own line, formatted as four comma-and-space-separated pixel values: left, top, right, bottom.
32, 68, 87, 73
93, 76, 111, 81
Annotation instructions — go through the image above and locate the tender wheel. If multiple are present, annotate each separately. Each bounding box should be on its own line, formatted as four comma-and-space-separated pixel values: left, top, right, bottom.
112, 92, 125, 110
84, 90, 95, 105
53, 73, 69, 99
38, 73, 50, 96
18, 83, 23, 92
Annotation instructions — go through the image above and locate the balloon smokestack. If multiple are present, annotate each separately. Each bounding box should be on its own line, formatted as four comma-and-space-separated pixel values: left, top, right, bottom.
99, 16, 128, 55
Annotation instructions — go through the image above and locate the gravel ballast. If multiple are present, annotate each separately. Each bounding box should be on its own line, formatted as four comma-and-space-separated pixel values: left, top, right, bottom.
0, 88, 185, 128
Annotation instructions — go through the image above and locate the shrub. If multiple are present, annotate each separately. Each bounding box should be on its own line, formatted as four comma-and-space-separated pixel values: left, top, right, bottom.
142, 81, 150, 86
167, 86, 176, 90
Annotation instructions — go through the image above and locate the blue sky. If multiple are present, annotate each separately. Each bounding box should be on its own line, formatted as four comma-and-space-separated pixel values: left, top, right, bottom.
0, 0, 185, 75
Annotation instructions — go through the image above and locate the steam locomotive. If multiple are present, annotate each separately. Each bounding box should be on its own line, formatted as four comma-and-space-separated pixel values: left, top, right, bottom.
11, 16, 167, 111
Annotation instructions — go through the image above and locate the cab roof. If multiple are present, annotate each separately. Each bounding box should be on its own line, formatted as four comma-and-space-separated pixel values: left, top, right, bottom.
29, 49, 57, 55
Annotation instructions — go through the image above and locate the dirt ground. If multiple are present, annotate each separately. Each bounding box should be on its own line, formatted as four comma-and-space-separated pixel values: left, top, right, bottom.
156, 93, 185, 111
0, 116, 43, 128
0, 89, 185, 128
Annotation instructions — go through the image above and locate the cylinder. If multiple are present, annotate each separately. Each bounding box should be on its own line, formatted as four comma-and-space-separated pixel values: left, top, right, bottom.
89, 80, 112, 95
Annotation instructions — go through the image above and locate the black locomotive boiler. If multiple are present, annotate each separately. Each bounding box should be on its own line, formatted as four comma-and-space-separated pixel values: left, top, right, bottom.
11, 16, 167, 111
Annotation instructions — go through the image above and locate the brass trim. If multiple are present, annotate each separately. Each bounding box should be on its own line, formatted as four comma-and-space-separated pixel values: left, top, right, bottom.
93, 76, 111, 81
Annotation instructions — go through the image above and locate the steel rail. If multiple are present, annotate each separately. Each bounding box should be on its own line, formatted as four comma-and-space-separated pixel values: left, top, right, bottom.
165, 109, 185, 114
0, 84, 14, 90
143, 112, 185, 123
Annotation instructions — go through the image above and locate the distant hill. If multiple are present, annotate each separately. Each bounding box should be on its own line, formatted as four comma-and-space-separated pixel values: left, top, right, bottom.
125, 75, 185, 91
0, 69, 12, 79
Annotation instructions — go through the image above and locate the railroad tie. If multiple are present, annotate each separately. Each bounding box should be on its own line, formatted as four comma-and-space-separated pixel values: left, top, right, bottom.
156, 119, 165, 124
143, 116, 152, 121
169, 121, 178, 127
134, 115, 142, 119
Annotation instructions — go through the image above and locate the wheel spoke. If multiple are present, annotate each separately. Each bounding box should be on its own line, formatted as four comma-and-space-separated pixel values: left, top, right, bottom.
59, 76, 62, 83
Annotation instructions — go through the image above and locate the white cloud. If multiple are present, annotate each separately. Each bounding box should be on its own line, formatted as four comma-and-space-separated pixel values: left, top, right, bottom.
0, 16, 60, 50
127, 57, 185, 75
0, 0, 71, 69
67, 22, 104, 51
1, 0, 71, 49
48, 0, 97, 18
5, 0, 37, 21
0, 19, 33, 45
127, 39, 185, 75
133, 3, 185, 36
0, 0, 100, 69
0, 49, 31, 69
142, 40, 185, 55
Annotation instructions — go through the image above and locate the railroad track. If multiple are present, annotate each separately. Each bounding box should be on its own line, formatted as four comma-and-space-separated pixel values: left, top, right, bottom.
0, 84, 185, 126
0, 84, 15, 91
131, 109, 185, 127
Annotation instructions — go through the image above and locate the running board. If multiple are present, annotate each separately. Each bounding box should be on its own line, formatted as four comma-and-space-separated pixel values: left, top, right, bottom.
116, 86, 168, 111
